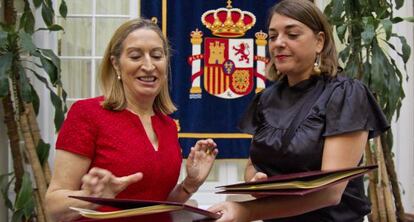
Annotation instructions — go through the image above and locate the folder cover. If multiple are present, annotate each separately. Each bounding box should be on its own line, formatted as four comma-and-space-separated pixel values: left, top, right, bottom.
216, 165, 377, 196
69, 196, 221, 221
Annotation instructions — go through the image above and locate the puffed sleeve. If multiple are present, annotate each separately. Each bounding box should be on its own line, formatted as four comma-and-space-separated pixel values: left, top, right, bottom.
55, 100, 97, 158
323, 79, 389, 139
238, 92, 263, 135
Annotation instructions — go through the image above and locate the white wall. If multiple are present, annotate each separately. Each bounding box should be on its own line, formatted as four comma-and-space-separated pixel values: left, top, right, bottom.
391, 0, 414, 213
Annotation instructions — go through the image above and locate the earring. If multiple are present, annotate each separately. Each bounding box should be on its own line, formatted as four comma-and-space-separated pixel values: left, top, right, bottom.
116, 72, 121, 80
313, 54, 321, 75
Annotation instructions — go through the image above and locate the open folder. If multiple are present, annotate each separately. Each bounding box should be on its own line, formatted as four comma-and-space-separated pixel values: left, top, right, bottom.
216, 165, 377, 196
69, 196, 221, 221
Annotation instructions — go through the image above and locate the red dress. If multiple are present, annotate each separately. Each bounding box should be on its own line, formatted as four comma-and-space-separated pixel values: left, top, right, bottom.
56, 97, 182, 203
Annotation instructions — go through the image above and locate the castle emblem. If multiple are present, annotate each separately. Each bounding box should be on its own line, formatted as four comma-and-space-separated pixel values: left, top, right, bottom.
188, 0, 269, 99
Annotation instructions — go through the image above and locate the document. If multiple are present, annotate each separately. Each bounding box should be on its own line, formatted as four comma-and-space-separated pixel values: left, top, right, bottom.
216, 165, 377, 196
69, 196, 221, 221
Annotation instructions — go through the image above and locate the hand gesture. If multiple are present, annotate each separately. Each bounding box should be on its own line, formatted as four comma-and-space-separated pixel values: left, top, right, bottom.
81, 167, 143, 198
184, 139, 218, 193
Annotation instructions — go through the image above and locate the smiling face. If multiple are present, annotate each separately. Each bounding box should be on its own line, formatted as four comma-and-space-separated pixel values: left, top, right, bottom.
112, 28, 167, 103
268, 13, 324, 85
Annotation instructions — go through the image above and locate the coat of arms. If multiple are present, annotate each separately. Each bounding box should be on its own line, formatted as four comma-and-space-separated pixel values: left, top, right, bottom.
187, 1, 268, 99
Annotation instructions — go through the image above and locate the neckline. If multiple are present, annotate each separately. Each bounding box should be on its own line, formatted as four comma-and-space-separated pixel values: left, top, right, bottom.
124, 109, 160, 152
283, 75, 321, 91
126, 108, 155, 118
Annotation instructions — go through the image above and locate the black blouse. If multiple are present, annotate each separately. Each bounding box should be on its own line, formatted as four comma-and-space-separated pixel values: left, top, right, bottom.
239, 75, 389, 222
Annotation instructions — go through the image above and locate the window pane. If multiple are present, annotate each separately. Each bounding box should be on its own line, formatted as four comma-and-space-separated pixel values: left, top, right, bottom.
58, 17, 92, 56
59, 0, 92, 14
95, 59, 102, 96
61, 59, 92, 98
95, 18, 128, 56
96, 0, 130, 14
236, 159, 248, 181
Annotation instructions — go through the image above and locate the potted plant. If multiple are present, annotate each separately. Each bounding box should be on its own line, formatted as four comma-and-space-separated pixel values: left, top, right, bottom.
0, 0, 67, 221
324, 0, 413, 221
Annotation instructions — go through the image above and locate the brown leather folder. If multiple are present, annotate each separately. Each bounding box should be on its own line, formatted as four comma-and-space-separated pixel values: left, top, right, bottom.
69, 196, 221, 222
216, 165, 377, 196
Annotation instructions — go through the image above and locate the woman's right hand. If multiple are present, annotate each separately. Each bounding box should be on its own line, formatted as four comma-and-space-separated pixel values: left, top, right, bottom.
250, 172, 268, 199
81, 167, 143, 198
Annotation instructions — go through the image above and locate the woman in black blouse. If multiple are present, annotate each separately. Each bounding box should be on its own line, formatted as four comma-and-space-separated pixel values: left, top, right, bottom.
209, 0, 389, 221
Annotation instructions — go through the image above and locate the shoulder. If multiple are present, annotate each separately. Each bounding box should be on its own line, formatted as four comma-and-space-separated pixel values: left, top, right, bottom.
71, 96, 103, 108
326, 75, 367, 91
69, 96, 104, 113
66, 96, 106, 122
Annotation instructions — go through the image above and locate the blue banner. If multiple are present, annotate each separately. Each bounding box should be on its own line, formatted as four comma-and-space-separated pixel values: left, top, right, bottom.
141, 0, 278, 158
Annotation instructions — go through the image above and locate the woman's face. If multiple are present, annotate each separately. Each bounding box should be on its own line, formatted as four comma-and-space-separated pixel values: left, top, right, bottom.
113, 28, 167, 101
268, 13, 324, 82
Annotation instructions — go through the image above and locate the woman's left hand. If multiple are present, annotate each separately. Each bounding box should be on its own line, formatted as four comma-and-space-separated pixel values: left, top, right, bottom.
184, 139, 218, 193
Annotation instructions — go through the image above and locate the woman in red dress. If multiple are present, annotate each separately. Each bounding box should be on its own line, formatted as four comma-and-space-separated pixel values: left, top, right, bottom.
45, 18, 218, 222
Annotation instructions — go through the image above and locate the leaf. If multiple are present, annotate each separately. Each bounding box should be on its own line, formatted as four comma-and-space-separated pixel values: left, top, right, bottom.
28, 68, 51, 89
0, 53, 13, 97
30, 85, 40, 115
361, 19, 376, 45
391, 17, 403, 23
336, 24, 347, 43
27, 68, 67, 130
41, 49, 61, 74
18, 64, 32, 102
332, 0, 344, 20
380, 19, 392, 40
0, 173, 14, 210
14, 173, 33, 210
62, 88, 68, 113
36, 139, 51, 166
19, 1, 35, 34
344, 53, 359, 78
33, 0, 42, 8
11, 209, 24, 222
50, 91, 65, 131
391, 34, 411, 64
395, 0, 403, 10
40, 55, 58, 84
41, 2, 54, 26
338, 44, 351, 63
18, 31, 37, 53
48, 24, 64, 31
59, 0, 68, 18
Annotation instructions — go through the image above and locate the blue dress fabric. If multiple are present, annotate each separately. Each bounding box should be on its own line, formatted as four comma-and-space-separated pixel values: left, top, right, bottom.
239, 74, 389, 222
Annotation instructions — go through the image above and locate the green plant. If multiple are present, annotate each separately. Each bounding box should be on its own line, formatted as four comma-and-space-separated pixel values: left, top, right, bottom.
0, 0, 67, 221
325, 0, 413, 221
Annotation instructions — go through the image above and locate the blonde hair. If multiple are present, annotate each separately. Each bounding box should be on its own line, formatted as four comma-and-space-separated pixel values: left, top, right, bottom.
99, 18, 177, 114
267, 0, 339, 81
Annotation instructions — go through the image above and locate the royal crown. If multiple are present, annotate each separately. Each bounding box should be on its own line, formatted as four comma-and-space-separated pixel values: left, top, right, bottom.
201, 1, 256, 38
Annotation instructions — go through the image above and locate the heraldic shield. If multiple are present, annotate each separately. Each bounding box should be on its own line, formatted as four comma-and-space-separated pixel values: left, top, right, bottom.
188, 1, 269, 101
204, 38, 254, 99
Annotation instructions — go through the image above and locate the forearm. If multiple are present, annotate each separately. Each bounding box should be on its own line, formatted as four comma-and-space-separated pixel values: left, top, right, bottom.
244, 159, 257, 182
45, 189, 97, 222
242, 183, 346, 221
166, 180, 196, 203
